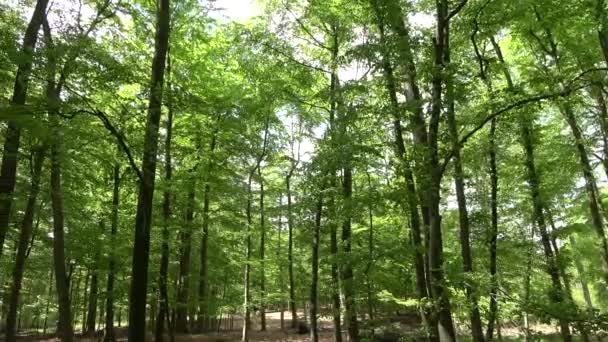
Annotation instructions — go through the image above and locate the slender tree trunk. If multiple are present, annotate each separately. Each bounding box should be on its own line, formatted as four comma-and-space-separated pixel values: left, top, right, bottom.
560, 102, 608, 284
369, 1, 435, 338
569, 236, 594, 312
310, 188, 323, 342
277, 195, 285, 331
341, 164, 359, 342
521, 111, 571, 342
197, 125, 218, 332
592, 88, 608, 180
259, 168, 266, 331
176, 186, 194, 333
50, 119, 74, 342
82, 272, 90, 334
491, 37, 571, 341
5, 145, 46, 342
286, 172, 298, 329
103, 163, 120, 342
242, 122, 270, 342
242, 175, 253, 342
42, 269, 53, 336
86, 268, 99, 334
365, 172, 374, 325
0, 0, 50, 260
197, 181, 211, 331
486, 118, 499, 341
328, 30, 342, 342
444, 26, 484, 340
428, 1, 457, 339
597, 0, 608, 65
384, 1, 432, 295
155, 52, 174, 342
127, 0, 170, 338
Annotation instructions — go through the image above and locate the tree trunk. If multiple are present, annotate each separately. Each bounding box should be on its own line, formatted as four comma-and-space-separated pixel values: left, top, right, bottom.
259, 168, 266, 331
310, 188, 323, 342
242, 174, 253, 342
86, 269, 99, 334
5, 145, 46, 342
0, 0, 50, 260
155, 52, 174, 342
369, 1, 435, 337
242, 121, 269, 342
103, 163, 120, 342
127, 0, 170, 338
486, 118, 499, 341
286, 172, 298, 329
491, 37, 571, 341
197, 124, 218, 332
560, 102, 608, 285
275, 193, 285, 331
592, 88, 608, 180
444, 25, 484, 340
597, 0, 608, 65
428, 1, 457, 339
521, 107, 571, 342
50, 119, 74, 342
82, 272, 90, 334
365, 172, 374, 325
569, 236, 594, 312
341, 165, 359, 342
42, 269, 53, 336
176, 186, 194, 333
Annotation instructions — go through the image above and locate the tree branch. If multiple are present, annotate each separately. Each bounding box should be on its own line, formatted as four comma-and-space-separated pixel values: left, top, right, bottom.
439, 67, 608, 174
447, 0, 469, 21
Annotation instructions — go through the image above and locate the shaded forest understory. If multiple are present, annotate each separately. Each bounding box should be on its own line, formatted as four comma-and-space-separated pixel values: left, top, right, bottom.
3, 0, 608, 341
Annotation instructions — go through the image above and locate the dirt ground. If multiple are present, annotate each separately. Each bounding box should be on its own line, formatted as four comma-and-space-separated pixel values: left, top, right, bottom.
15, 312, 342, 341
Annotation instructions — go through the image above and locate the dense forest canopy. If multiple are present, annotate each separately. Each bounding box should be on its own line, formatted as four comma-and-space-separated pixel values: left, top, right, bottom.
1, 0, 608, 341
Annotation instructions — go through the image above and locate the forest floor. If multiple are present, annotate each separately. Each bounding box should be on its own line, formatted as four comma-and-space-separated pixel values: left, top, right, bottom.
14, 312, 344, 341
12, 312, 599, 341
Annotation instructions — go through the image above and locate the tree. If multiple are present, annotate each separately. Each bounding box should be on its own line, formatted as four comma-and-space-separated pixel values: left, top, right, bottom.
127, 0, 171, 338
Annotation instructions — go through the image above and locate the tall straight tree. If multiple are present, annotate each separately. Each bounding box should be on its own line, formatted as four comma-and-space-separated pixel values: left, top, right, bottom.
103, 159, 120, 342
127, 0, 171, 339
369, 1, 436, 337
443, 21, 484, 341
242, 119, 269, 342
5, 145, 46, 341
155, 51, 174, 342
0, 0, 50, 261
310, 185, 323, 342
490, 37, 572, 342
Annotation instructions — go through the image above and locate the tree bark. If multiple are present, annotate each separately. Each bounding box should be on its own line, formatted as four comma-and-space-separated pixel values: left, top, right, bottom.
259, 168, 266, 331
176, 186, 194, 333
0, 0, 50, 260
286, 170, 298, 329
560, 101, 608, 285
310, 187, 323, 342
155, 52, 174, 342
486, 118, 499, 341
428, 1, 457, 339
490, 36, 571, 342
197, 128, 217, 332
242, 121, 269, 342
569, 236, 594, 312
86, 267, 99, 334
369, 1, 435, 338
103, 163, 120, 342
444, 25, 484, 341
5, 145, 46, 342
50, 120, 74, 342
242, 175, 253, 342
127, 0, 170, 338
